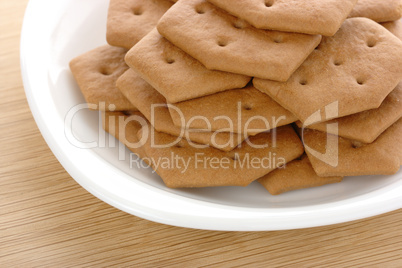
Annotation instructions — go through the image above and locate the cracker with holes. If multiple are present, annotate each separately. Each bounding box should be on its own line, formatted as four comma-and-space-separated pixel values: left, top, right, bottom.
138, 124, 304, 188
102, 111, 150, 165
169, 85, 297, 135
69, 45, 136, 111
157, 0, 321, 81
107, 0, 173, 49
258, 155, 343, 195
207, 0, 357, 36
303, 118, 402, 177
297, 83, 402, 143
125, 29, 251, 103
349, 0, 402, 23
254, 18, 402, 123
117, 69, 247, 151
382, 19, 402, 41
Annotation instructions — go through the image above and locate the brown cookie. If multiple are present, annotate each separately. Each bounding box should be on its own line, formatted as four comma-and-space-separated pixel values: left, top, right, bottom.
69, 45, 136, 111
254, 18, 402, 123
303, 118, 402, 177
349, 0, 402, 23
138, 124, 304, 188
117, 69, 247, 151
125, 29, 251, 103
157, 0, 321, 81
169, 85, 297, 135
107, 0, 173, 49
207, 0, 357, 36
297, 83, 402, 143
258, 155, 343, 195
102, 111, 149, 164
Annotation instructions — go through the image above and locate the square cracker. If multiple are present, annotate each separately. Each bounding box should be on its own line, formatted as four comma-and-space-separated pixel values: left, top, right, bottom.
138, 124, 304, 188
107, 0, 173, 49
69, 45, 137, 111
258, 155, 343, 195
157, 0, 321, 81
254, 18, 402, 123
207, 0, 357, 36
169, 85, 297, 136
117, 69, 247, 152
303, 118, 402, 177
349, 0, 402, 23
125, 29, 251, 103
297, 83, 402, 143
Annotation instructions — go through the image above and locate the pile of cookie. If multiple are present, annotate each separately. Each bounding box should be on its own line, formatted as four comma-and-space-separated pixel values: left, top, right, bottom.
70, 0, 402, 195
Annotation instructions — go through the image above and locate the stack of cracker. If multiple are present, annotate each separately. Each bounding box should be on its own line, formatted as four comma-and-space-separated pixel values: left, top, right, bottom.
70, 0, 402, 195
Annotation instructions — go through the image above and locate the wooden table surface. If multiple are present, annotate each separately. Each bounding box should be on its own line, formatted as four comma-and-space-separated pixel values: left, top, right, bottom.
1, 1, 402, 267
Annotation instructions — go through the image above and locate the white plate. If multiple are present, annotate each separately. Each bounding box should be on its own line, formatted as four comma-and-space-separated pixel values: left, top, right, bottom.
20, 0, 402, 231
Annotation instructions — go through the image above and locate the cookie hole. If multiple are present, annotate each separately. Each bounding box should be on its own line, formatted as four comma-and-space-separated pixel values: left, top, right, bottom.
231, 155, 239, 161
367, 39, 377, 48
175, 141, 185, 148
351, 141, 363, 149
132, 7, 143, 15
217, 40, 228, 47
265, 0, 274, 7
233, 20, 245, 29
333, 60, 342, 66
195, 5, 206, 14
315, 44, 320, 50
299, 79, 308, 86
243, 104, 252, 111
356, 78, 365, 85
122, 111, 134, 116
166, 58, 175, 64
273, 37, 283, 43
100, 68, 112, 76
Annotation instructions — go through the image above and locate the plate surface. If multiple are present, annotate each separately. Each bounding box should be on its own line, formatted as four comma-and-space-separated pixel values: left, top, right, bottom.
20, 0, 402, 231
